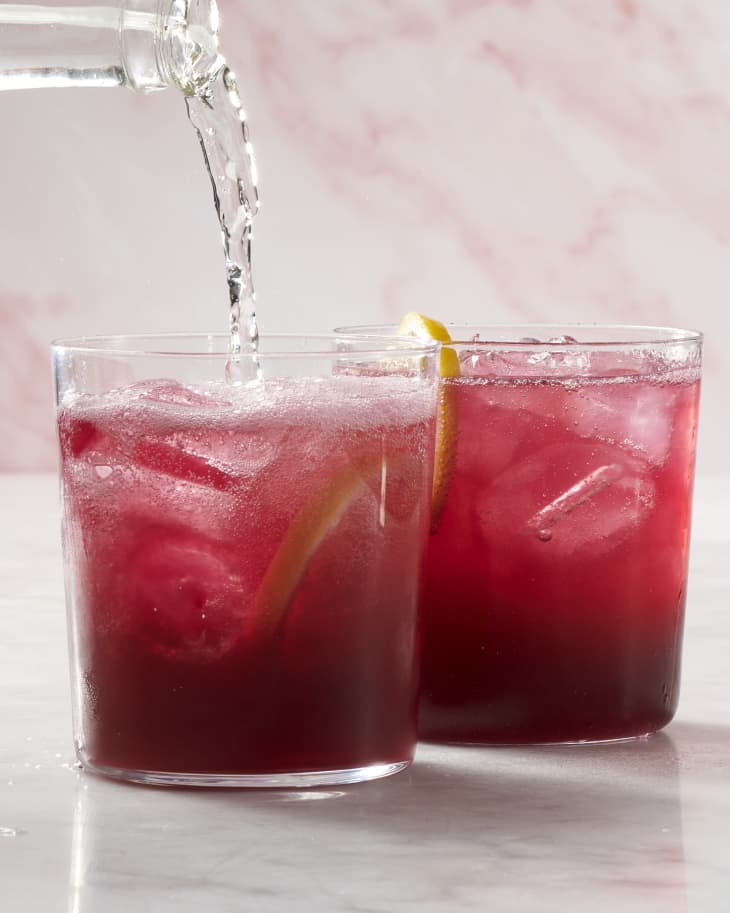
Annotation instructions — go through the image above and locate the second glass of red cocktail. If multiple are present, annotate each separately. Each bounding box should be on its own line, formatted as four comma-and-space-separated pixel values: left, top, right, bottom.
340, 321, 702, 744
420, 324, 702, 744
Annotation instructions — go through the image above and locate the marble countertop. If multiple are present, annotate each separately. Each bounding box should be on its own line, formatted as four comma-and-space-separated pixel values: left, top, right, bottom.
1, 473, 728, 912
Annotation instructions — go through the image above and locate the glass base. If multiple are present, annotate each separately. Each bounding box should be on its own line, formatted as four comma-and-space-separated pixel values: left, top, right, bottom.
78, 755, 411, 788
421, 731, 656, 748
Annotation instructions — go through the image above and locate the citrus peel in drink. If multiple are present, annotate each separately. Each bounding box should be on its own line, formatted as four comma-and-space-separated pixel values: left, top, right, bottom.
252, 451, 412, 637
397, 312, 459, 529
252, 461, 367, 637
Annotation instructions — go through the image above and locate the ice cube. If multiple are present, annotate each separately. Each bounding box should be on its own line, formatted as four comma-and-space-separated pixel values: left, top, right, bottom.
131, 379, 231, 410
474, 441, 655, 558
139, 380, 288, 482
58, 415, 110, 459
459, 341, 591, 378
529, 338, 590, 373
121, 524, 250, 661
566, 380, 678, 465
547, 335, 580, 345
458, 348, 532, 378
132, 438, 240, 491
456, 403, 540, 482
62, 381, 263, 490
526, 462, 625, 536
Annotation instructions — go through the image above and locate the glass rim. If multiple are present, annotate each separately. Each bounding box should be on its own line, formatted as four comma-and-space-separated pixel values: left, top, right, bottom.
334, 323, 703, 348
50, 332, 440, 360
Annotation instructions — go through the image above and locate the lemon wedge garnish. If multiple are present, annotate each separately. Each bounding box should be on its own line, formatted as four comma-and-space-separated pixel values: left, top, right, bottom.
397, 311, 459, 529
397, 312, 460, 379
251, 449, 412, 636
251, 460, 369, 638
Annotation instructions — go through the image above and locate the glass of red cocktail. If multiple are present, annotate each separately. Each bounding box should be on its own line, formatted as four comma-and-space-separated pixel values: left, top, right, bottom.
54, 333, 438, 786
341, 322, 702, 744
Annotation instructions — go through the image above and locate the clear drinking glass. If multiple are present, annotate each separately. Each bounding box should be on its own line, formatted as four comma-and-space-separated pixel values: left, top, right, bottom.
338, 323, 702, 744
53, 333, 438, 786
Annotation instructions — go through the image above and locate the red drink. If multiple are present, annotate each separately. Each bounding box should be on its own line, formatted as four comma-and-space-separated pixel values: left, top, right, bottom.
58, 370, 435, 784
419, 332, 701, 744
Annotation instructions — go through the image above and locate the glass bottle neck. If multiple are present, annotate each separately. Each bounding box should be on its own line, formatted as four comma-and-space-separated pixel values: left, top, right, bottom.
0, 0, 221, 93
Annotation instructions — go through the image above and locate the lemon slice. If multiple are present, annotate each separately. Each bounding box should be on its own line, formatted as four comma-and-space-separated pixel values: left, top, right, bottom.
252, 450, 414, 636
397, 311, 459, 529
251, 460, 370, 638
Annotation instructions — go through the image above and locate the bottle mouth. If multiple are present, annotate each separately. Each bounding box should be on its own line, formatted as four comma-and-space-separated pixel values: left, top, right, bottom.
160, 0, 224, 95
117, 0, 223, 94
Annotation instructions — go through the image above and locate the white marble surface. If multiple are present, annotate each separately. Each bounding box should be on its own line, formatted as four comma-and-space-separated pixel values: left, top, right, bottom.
1, 472, 728, 912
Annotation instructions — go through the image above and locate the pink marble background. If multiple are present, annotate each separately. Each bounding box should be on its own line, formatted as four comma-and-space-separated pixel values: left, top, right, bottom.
0, 0, 725, 471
